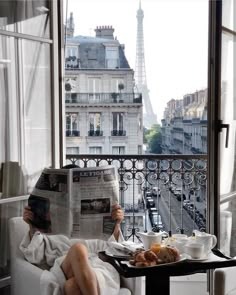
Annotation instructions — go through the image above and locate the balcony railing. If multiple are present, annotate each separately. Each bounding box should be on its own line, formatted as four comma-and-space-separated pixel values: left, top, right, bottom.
65, 92, 142, 104
88, 130, 103, 136
111, 130, 126, 136
66, 130, 80, 137
66, 154, 207, 241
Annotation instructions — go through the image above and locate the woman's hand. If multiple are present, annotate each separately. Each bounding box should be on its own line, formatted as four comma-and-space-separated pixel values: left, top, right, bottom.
111, 204, 124, 224
23, 206, 33, 224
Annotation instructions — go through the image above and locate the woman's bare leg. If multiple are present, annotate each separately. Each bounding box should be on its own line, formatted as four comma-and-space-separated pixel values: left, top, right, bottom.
61, 243, 99, 295
64, 277, 81, 295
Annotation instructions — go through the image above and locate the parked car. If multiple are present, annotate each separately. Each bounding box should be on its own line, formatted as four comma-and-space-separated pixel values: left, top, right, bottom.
146, 198, 155, 209
152, 187, 161, 197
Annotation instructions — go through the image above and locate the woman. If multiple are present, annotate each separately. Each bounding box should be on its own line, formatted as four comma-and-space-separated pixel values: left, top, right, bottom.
21, 204, 124, 295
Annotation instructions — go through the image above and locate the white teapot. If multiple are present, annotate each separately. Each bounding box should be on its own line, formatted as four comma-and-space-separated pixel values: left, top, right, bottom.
138, 231, 167, 250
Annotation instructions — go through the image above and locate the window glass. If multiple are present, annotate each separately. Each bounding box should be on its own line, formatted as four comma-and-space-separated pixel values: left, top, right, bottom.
0, 0, 50, 38
21, 39, 52, 190
219, 32, 236, 256
65, 45, 79, 69
112, 146, 125, 154
66, 147, 79, 155
89, 147, 102, 154
89, 113, 101, 131
0, 36, 52, 192
106, 46, 119, 68
112, 113, 124, 131
222, 0, 235, 31
66, 113, 79, 133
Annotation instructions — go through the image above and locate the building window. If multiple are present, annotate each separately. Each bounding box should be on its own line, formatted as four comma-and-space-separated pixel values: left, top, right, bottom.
66, 113, 79, 136
105, 46, 119, 68
112, 113, 124, 134
89, 147, 102, 154
89, 113, 101, 132
65, 45, 79, 68
66, 147, 79, 155
112, 146, 125, 155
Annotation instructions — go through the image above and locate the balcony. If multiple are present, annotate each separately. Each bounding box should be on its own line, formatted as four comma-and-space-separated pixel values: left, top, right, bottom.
65, 93, 142, 105
66, 130, 80, 137
111, 130, 126, 136
88, 130, 103, 136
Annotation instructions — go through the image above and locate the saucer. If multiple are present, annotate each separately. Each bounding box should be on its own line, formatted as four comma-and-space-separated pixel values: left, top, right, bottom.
183, 253, 208, 261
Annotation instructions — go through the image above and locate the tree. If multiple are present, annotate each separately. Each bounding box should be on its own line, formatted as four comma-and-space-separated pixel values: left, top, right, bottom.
144, 124, 162, 154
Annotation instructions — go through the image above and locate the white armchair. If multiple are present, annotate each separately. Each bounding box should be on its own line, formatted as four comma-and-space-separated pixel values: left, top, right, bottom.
9, 217, 142, 295
214, 267, 236, 295
213, 210, 235, 295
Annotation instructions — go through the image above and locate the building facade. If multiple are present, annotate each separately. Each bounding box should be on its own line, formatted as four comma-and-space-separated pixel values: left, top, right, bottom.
161, 88, 207, 155
65, 17, 143, 157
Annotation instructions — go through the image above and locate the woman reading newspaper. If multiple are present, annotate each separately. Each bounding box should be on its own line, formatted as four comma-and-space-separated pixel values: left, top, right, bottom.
20, 204, 124, 295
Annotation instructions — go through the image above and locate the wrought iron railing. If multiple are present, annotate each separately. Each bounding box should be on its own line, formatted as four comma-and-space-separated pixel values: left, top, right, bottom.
111, 130, 126, 136
65, 92, 142, 104
66, 154, 207, 241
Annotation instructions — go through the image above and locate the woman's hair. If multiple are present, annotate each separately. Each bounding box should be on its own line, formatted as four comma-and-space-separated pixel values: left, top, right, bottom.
61, 164, 79, 169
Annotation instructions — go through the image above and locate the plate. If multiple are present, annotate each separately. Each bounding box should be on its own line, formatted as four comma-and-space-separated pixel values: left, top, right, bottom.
120, 254, 186, 268
105, 249, 132, 259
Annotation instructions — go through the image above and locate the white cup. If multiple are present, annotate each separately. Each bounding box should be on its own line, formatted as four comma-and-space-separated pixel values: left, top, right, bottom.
174, 238, 190, 253
184, 242, 204, 259
194, 233, 217, 254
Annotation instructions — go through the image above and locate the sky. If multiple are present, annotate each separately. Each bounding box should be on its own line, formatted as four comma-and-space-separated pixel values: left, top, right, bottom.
64, 0, 209, 123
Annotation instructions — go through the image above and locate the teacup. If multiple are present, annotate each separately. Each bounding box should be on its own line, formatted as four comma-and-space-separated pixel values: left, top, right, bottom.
174, 238, 190, 253
194, 231, 217, 254
184, 242, 204, 259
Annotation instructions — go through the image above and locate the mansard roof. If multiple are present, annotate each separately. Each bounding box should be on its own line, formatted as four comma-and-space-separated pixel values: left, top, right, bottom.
66, 35, 130, 69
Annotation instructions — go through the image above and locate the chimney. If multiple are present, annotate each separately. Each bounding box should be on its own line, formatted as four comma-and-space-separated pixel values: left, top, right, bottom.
94, 25, 115, 40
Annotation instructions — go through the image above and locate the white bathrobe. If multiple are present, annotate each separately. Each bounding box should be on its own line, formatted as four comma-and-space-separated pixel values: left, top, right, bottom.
19, 231, 123, 295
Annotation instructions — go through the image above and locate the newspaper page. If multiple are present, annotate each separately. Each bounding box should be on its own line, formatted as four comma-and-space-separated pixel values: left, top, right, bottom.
29, 168, 72, 236
71, 165, 119, 240
28, 165, 119, 240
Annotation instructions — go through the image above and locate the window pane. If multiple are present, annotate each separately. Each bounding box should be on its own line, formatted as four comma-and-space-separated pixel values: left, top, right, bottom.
219, 32, 236, 257
222, 0, 236, 32
22, 39, 52, 190
0, 0, 50, 38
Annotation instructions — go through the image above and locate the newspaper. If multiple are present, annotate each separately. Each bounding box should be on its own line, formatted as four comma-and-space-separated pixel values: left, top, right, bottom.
28, 165, 119, 240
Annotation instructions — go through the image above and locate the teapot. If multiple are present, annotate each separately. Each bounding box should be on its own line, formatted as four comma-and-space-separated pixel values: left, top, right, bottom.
138, 231, 167, 250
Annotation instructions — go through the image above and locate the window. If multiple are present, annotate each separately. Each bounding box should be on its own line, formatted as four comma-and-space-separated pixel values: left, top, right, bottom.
66, 147, 79, 155
66, 113, 79, 136
89, 113, 101, 131
65, 45, 79, 68
112, 113, 124, 132
112, 146, 125, 155
105, 46, 119, 68
89, 147, 102, 154
88, 78, 101, 101
0, 0, 62, 285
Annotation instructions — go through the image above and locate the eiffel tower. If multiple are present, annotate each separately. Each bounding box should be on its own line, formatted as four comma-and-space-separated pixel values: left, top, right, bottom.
135, 1, 157, 129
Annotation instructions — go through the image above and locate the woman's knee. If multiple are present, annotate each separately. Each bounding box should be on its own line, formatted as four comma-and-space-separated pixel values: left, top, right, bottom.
64, 277, 81, 295
69, 243, 88, 261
